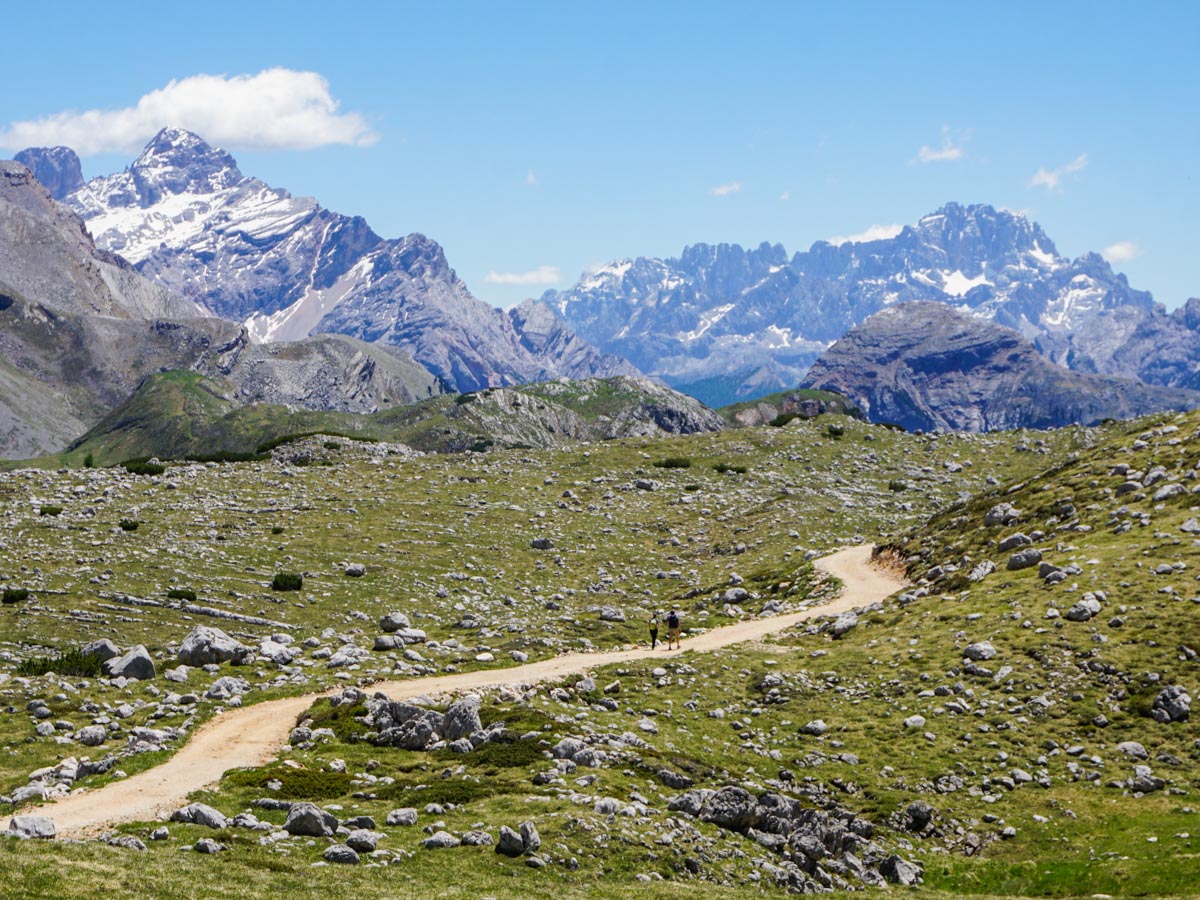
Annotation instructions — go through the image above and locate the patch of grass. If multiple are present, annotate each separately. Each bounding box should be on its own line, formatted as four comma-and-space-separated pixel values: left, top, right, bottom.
434, 735, 545, 769
222, 764, 353, 800
653, 456, 692, 469
271, 573, 303, 592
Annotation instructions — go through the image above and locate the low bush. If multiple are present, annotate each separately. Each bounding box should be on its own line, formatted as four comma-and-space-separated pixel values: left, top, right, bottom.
272, 573, 303, 592
769, 412, 799, 427
16, 649, 103, 678
888, 480, 907, 492
119, 519, 140, 532
2, 588, 31, 604
713, 462, 748, 475
826, 423, 845, 439
123, 459, 166, 476
39, 505, 63, 517
653, 457, 692, 469
271, 526, 286, 535
166, 587, 197, 602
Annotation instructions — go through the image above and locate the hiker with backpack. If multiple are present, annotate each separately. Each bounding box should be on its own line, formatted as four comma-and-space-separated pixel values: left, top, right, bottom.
666, 608, 681, 650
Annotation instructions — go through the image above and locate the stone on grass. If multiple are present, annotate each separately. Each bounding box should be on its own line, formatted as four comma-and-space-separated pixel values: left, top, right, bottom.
77, 725, 107, 747
103, 645, 156, 681
1151, 685, 1191, 723
698, 787, 757, 832
831, 611, 857, 638
379, 612, 410, 633
81, 639, 119, 662
177, 626, 251, 667
496, 826, 524, 857
283, 801, 336, 837
170, 803, 227, 830
6, 816, 55, 839
520, 821, 541, 854
1006, 548, 1042, 571
386, 808, 418, 827
963, 641, 997, 661
345, 829, 383, 852
194, 838, 225, 854
442, 695, 482, 742
324, 844, 360, 864
423, 831, 460, 849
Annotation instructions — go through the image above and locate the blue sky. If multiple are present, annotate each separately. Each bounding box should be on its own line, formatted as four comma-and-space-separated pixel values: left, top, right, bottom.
4, 1, 1196, 308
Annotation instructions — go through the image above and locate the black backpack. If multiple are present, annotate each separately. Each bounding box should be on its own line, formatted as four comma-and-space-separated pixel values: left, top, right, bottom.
667, 611, 679, 629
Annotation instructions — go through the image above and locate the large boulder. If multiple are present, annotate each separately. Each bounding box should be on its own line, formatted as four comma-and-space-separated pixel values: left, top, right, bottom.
963, 641, 997, 661
699, 786, 758, 832
283, 802, 337, 837
81, 639, 120, 662
178, 626, 252, 667
1006, 548, 1043, 571
170, 803, 228, 829
6, 816, 55, 839
496, 825, 524, 857
1151, 685, 1191, 723
103, 645, 156, 680
441, 695, 482, 742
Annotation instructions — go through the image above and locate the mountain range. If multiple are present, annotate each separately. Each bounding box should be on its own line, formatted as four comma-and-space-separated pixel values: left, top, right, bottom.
543, 203, 1199, 406
41, 128, 631, 393
801, 302, 1200, 432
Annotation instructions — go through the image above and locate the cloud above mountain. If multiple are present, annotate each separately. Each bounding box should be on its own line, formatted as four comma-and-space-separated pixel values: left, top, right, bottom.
1029, 153, 1088, 191
826, 223, 904, 245
483, 266, 562, 286
0, 68, 376, 155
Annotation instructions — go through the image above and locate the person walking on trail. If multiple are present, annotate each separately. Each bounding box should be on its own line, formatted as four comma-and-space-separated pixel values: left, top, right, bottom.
648, 614, 660, 650
667, 608, 681, 650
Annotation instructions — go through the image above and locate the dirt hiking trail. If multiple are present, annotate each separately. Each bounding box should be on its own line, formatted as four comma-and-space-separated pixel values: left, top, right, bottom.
6, 544, 906, 838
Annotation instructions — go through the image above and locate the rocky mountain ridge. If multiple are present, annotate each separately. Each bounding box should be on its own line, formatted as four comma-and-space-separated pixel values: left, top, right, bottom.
543, 203, 1194, 405
800, 302, 1200, 432
27, 131, 632, 393
0, 158, 442, 458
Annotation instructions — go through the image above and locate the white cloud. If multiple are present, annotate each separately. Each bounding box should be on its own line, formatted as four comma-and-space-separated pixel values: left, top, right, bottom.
916, 125, 968, 164
826, 223, 904, 246
1102, 241, 1140, 264
0, 68, 376, 156
710, 181, 742, 197
1029, 153, 1088, 191
778, 191, 790, 202
525, 170, 537, 186
483, 266, 562, 286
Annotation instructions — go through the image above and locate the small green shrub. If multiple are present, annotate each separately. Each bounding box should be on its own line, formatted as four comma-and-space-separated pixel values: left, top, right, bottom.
39, 505, 63, 517
826, 423, 845, 439
769, 412, 799, 427
272, 573, 303, 592
455, 392, 478, 405
271, 526, 286, 535
303, 698, 368, 742
434, 735, 544, 769
119, 519, 140, 532
123, 459, 166, 476
2, 588, 31, 604
323, 441, 342, 451
653, 457, 692, 469
888, 480, 907, 492
83, 453, 95, 468
166, 587, 197, 602
16, 649, 102, 678
374, 778, 496, 807
713, 462, 749, 475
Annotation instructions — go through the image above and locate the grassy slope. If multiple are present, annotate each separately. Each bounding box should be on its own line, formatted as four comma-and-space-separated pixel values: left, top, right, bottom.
8, 415, 1185, 897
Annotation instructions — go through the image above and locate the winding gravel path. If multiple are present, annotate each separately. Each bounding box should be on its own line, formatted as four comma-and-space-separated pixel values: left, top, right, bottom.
6, 544, 905, 838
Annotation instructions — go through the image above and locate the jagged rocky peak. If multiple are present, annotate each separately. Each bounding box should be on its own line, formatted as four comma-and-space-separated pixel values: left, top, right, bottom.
126, 127, 243, 205
13, 146, 84, 200
906, 202, 1060, 265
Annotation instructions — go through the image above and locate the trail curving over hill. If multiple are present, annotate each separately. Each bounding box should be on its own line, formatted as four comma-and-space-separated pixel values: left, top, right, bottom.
7, 544, 905, 838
